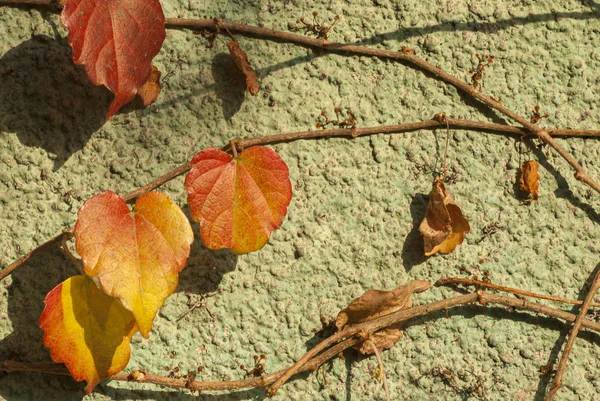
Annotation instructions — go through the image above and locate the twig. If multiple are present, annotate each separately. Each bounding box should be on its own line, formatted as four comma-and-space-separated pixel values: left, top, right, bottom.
3, 291, 600, 393
2, 3, 600, 187
367, 340, 390, 401
436, 277, 600, 308
1, 116, 580, 282
545, 269, 600, 400
267, 291, 600, 394
165, 19, 600, 194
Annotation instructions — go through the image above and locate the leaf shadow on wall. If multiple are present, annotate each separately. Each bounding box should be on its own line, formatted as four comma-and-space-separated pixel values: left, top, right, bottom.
211, 53, 248, 121
0, 36, 110, 171
176, 206, 239, 296
401, 193, 427, 271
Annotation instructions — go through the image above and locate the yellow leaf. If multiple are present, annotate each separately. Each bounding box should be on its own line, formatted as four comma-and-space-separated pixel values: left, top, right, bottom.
39, 276, 137, 393
74, 191, 194, 337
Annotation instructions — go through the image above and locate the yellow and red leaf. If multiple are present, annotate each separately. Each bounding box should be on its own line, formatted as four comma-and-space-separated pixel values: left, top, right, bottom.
74, 191, 193, 337
185, 147, 292, 254
61, 0, 166, 119
39, 276, 137, 393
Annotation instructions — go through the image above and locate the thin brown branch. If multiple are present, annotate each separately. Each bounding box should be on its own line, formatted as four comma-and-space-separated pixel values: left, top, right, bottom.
3, 291, 600, 394
162, 18, 600, 194
2, 3, 600, 186
545, 269, 600, 400
436, 277, 600, 308
267, 291, 600, 394
0, 116, 559, 282
0, 234, 63, 281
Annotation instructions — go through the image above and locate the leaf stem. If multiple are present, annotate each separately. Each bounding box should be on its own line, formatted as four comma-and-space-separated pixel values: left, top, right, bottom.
367, 340, 391, 401
436, 277, 600, 308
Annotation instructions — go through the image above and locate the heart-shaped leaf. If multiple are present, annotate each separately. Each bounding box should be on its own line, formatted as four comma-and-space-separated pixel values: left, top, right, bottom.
74, 191, 194, 337
61, 0, 166, 119
39, 276, 137, 393
185, 147, 292, 254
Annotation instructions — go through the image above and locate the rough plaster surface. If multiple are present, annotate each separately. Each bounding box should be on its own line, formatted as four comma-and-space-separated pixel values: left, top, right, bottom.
1, 0, 600, 400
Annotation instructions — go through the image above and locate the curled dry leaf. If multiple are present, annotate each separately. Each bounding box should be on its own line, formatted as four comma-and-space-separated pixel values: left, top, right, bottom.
39, 276, 137, 393
519, 160, 540, 202
138, 65, 162, 107
228, 40, 259, 95
336, 280, 431, 354
185, 147, 292, 254
61, 0, 166, 119
419, 177, 470, 257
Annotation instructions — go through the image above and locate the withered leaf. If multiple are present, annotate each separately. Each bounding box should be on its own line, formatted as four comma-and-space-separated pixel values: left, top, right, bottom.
419, 177, 470, 257
336, 280, 430, 355
519, 160, 539, 202
138, 65, 162, 106
228, 40, 259, 96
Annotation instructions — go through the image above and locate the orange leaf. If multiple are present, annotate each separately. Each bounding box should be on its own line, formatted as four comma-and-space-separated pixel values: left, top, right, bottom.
519, 160, 540, 201
61, 0, 166, 120
138, 65, 162, 106
74, 191, 194, 337
39, 276, 137, 393
419, 177, 470, 256
185, 147, 292, 254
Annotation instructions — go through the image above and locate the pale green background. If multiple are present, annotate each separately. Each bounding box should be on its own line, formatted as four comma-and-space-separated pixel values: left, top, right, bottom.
1, 0, 600, 400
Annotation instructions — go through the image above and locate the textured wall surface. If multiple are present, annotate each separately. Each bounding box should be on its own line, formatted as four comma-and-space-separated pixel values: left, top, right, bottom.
1, 0, 600, 400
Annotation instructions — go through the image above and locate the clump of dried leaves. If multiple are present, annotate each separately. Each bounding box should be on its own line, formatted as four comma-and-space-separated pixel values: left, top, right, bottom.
336, 280, 431, 354
419, 177, 470, 256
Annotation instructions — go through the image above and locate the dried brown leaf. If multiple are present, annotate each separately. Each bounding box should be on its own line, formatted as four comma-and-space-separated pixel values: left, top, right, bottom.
228, 41, 259, 96
138, 65, 162, 106
419, 177, 470, 257
336, 280, 430, 355
519, 160, 540, 201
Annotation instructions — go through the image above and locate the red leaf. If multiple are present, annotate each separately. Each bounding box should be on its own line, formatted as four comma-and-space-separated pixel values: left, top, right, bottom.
185, 147, 292, 254
61, 0, 166, 120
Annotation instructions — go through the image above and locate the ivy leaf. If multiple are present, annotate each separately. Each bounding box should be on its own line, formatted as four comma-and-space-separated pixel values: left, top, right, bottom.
419, 177, 470, 256
185, 147, 292, 254
74, 191, 194, 337
61, 0, 166, 119
39, 276, 137, 393
336, 280, 431, 354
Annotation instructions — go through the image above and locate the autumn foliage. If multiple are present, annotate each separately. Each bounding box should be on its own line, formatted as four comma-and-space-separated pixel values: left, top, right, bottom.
61, 0, 166, 119
185, 147, 292, 254
29, 0, 554, 393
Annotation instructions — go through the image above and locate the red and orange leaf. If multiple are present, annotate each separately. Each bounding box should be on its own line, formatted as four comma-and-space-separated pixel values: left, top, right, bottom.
39, 276, 137, 393
185, 147, 292, 254
61, 0, 166, 120
74, 191, 194, 337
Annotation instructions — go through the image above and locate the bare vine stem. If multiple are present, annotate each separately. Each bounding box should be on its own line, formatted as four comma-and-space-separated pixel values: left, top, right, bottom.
545, 269, 600, 400
1, 115, 598, 282
436, 277, 600, 308
2, 4, 600, 397
3, 290, 600, 394
170, 17, 600, 192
